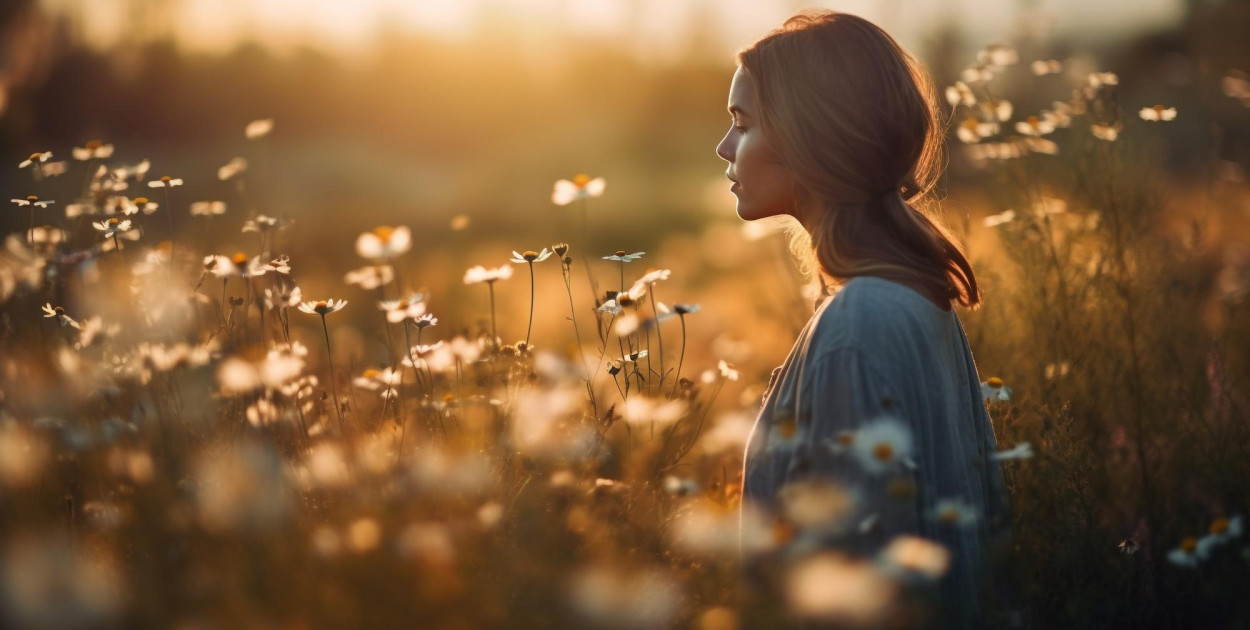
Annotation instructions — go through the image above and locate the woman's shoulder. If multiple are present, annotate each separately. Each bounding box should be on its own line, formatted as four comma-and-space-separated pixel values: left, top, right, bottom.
808, 275, 953, 359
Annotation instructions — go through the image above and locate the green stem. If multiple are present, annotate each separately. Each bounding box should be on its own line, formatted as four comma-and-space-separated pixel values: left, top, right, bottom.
321, 315, 346, 435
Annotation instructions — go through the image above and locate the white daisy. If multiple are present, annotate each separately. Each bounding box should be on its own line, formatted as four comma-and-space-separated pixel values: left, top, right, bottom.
990, 442, 1034, 461
147, 175, 184, 188
190, 201, 227, 217
72, 140, 114, 160
603, 250, 645, 263
92, 217, 133, 239
850, 417, 915, 475
463, 264, 513, 285
1138, 105, 1177, 122
929, 497, 978, 529
297, 299, 348, 316
356, 226, 412, 259
509, 248, 553, 264
551, 174, 606, 206
981, 377, 1012, 401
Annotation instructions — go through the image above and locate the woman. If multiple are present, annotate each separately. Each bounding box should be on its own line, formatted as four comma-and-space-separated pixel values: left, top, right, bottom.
717, 10, 1014, 629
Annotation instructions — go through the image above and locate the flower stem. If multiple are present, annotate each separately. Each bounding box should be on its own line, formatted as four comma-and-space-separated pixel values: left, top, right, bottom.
563, 266, 597, 418
525, 262, 535, 347
321, 315, 346, 435
650, 282, 664, 389
163, 187, 175, 260
488, 280, 499, 351
670, 314, 687, 398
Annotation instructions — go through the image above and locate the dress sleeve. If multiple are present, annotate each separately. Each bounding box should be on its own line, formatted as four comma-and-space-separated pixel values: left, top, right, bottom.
783, 346, 923, 556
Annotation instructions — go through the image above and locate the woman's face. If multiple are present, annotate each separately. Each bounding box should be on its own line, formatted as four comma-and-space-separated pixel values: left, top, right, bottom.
715, 67, 798, 222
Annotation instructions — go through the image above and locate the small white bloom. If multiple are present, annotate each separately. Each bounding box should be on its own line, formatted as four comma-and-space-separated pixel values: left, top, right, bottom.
297, 299, 348, 316
245, 118, 274, 139
990, 442, 1034, 461
983, 209, 1015, 228
190, 201, 227, 216
603, 250, 645, 263
148, 175, 183, 188
980, 376, 1011, 401
929, 497, 978, 528
356, 226, 412, 259
551, 174, 606, 205
510, 248, 553, 264
850, 417, 914, 475
92, 218, 133, 238
463, 264, 513, 285
1139, 105, 1177, 122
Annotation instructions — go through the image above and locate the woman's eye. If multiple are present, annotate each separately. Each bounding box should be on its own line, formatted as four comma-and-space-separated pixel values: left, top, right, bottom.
733, 123, 747, 133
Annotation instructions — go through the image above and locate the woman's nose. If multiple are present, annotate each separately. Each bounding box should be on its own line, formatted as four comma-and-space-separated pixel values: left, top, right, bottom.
715, 132, 734, 163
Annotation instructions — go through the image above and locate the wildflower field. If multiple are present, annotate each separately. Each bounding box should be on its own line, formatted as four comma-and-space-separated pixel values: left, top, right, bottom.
1, 3, 1249, 629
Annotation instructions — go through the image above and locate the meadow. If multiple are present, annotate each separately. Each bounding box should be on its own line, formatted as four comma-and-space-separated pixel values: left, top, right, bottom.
1, 27, 1249, 630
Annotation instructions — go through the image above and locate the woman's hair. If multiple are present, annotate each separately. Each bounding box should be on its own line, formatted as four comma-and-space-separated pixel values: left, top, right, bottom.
736, 9, 980, 309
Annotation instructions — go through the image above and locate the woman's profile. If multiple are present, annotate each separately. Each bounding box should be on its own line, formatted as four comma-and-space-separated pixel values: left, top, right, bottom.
718, 10, 1015, 629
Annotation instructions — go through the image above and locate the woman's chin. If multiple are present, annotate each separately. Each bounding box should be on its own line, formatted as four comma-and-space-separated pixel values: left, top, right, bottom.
735, 202, 776, 222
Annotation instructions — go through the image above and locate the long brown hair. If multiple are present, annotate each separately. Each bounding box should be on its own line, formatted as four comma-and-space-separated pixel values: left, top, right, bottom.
736, 9, 980, 309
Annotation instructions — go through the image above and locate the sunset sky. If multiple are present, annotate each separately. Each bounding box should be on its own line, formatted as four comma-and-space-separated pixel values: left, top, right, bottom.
41, 0, 1184, 61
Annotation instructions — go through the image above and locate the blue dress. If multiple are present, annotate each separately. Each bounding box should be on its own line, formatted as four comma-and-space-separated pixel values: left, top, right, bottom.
740, 275, 1014, 629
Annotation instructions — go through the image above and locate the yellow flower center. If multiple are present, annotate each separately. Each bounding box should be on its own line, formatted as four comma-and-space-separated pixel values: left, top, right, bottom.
1153, 105, 1165, 115
618, 295, 633, 306
443, 394, 454, 404
373, 226, 395, 241
1210, 518, 1229, 535
572, 174, 591, 187
986, 377, 1004, 388
938, 507, 959, 524
872, 443, 895, 461
160, 175, 172, 183
961, 116, 980, 131
28, 152, 41, 160
1180, 536, 1197, 553
54, 306, 65, 314
316, 301, 328, 310
1027, 115, 1039, 127
232, 252, 248, 265
614, 250, 626, 257
26, 195, 38, 202
108, 218, 119, 226
86, 140, 102, 150
134, 197, 149, 205
835, 432, 854, 446
363, 369, 381, 379
523, 250, 538, 261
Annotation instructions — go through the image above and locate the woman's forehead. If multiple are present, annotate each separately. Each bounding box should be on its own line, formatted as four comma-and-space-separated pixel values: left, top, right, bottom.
728, 68, 755, 113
